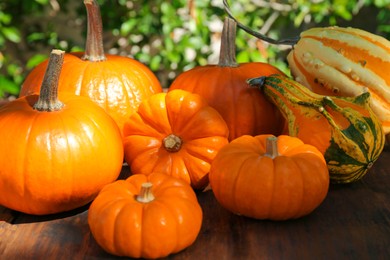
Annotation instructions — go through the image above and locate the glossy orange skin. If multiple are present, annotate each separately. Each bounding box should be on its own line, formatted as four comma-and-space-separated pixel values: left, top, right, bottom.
209, 135, 329, 220
20, 52, 162, 135
0, 93, 124, 215
123, 89, 229, 189
169, 63, 286, 140
88, 173, 203, 259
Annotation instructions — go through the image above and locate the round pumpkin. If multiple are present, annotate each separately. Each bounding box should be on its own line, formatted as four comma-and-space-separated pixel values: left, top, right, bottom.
209, 134, 329, 220
88, 172, 203, 259
19, 0, 162, 135
169, 17, 285, 141
123, 89, 229, 189
0, 50, 124, 215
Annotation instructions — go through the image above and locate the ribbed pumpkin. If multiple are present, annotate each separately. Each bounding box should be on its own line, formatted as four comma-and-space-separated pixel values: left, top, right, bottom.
0, 50, 124, 215
88, 173, 202, 259
286, 26, 390, 135
169, 17, 285, 141
249, 74, 385, 184
19, 0, 162, 135
123, 89, 229, 189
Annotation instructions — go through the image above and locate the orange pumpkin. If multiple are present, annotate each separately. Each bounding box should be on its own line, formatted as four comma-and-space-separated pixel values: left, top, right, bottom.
169, 18, 285, 141
88, 172, 203, 259
209, 135, 329, 220
19, 0, 162, 135
0, 50, 124, 215
123, 89, 229, 189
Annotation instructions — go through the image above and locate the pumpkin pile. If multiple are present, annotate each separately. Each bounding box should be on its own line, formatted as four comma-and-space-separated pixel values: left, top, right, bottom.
0, 0, 389, 259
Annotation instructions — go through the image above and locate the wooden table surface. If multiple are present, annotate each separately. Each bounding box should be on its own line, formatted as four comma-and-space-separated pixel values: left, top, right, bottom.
1, 146, 390, 260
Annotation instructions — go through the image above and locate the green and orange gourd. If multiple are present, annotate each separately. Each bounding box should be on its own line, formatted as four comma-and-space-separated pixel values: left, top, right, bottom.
249, 74, 385, 183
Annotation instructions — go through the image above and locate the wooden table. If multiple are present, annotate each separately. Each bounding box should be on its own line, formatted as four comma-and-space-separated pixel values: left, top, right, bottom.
1, 147, 390, 260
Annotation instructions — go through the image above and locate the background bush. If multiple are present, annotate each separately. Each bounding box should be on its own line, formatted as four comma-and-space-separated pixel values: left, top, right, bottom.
0, 0, 389, 98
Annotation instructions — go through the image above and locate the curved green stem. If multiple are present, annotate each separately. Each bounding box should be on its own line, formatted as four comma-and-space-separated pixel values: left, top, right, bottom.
222, 0, 299, 46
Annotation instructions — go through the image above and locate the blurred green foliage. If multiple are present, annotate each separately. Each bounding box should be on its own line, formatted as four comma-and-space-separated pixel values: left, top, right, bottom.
0, 0, 389, 97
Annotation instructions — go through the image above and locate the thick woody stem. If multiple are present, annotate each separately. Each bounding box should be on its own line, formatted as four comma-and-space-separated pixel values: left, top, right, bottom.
82, 0, 106, 61
163, 134, 183, 152
218, 17, 238, 67
136, 183, 155, 203
33, 49, 65, 112
264, 136, 279, 159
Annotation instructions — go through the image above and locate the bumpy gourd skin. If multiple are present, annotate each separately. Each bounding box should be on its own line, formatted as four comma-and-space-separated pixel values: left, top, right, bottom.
287, 26, 390, 134
88, 173, 203, 259
249, 74, 385, 183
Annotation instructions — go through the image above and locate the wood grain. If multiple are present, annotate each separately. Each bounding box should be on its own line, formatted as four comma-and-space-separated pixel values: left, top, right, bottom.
1, 148, 389, 259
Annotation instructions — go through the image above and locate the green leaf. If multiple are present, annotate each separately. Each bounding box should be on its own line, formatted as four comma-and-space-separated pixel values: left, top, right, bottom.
120, 20, 137, 36
34, 0, 49, 5
150, 55, 162, 71
26, 54, 48, 70
1, 27, 21, 43
0, 76, 20, 96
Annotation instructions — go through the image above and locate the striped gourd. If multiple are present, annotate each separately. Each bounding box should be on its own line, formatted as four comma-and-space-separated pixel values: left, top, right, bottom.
286, 27, 390, 134
248, 74, 385, 184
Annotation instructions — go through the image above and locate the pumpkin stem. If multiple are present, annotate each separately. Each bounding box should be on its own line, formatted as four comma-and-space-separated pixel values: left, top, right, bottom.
33, 49, 65, 112
163, 134, 183, 152
218, 17, 238, 67
222, 0, 299, 46
264, 136, 279, 159
136, 182, 155, 203
82, 0, 106, 62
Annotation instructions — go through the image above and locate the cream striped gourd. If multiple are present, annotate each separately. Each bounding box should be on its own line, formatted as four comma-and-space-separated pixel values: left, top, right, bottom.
287, 27, 390, 134
248, 74, 385, 184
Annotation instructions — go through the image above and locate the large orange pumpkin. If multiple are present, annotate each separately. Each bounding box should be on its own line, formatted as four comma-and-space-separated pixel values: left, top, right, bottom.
0, 50, 124, 215
123, 89, 229, 189
88, 172, 203, 259
19, 0, 162, 135
169, 18, 285, 141
209, 134, 329, 220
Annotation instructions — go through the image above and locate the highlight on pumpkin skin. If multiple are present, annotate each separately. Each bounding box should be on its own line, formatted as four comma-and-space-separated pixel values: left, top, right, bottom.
0, 49, 124, 215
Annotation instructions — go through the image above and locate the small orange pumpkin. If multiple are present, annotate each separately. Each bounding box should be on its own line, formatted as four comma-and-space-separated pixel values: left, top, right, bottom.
88, 172, 203, 259
169, 18, 285, 141
209, 135, 329, 220
123, 89, 229, 189
0, 50, 123, 215
19, 0, 162, 135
